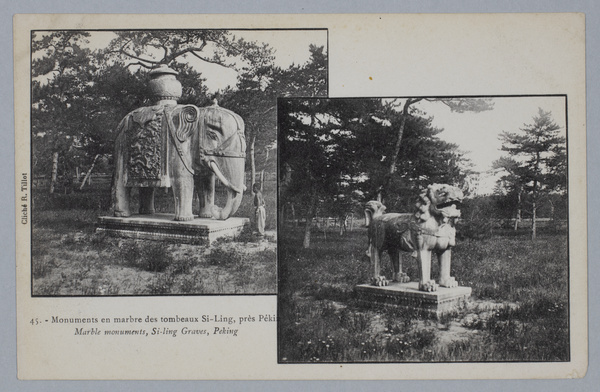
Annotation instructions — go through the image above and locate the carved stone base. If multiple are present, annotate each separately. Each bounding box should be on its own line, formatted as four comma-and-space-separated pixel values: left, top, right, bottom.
96, 214, 249, 245
355, 281, 472, 318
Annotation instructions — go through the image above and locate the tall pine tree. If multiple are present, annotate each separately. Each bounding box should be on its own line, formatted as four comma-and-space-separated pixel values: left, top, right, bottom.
497, 108, 566, 239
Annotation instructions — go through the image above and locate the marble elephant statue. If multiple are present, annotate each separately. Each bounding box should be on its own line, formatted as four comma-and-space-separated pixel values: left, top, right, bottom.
112, 101, 246, 221
364, 184, 464, 291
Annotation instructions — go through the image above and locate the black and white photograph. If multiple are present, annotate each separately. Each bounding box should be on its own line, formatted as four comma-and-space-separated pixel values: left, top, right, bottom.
13, 13, 586, 381
30, 28, 327, 296
277, 96, 569, 363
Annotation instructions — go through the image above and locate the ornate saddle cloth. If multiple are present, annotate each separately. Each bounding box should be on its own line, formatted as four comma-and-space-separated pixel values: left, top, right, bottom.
124, 104, 199, 187
125, 106, 168, 187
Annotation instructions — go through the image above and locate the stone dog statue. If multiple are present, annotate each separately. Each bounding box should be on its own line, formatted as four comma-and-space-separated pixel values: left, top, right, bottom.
364, 184, 464, 291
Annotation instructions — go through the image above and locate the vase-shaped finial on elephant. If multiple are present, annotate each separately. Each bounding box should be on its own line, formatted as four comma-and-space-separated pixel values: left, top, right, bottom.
364, 184, 464, 292
112, 65, 246, 221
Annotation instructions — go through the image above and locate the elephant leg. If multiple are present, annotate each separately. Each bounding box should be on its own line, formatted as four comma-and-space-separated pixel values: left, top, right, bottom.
196, 173, 215, 219
113, 183, 131, 217
112, 135, 131, 217
438, 249, 458, 288
172, 171, 195, 221
139, 188, 156, 215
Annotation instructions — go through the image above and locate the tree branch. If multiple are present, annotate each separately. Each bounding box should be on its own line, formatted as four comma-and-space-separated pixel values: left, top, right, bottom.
125, 52, 160, 64
185, 48, 234, 68
258, 105, 276, 116
110, 39, 164, 66
125, 61, 154, 69
160, 43, 169, 60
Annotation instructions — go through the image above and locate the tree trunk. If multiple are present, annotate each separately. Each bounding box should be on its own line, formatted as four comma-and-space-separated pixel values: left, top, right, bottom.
531, 153, 540, 240
260, 143, 272, 192
380, 98, 420, 201
279, 204, 285, 227
249, 134, 256, 189
514, 187, 522, 231
303, 194, 317, 249
260, 170, 265, 191
49, 151, 59, 194
388, 107, 409, 176
302, 212, 312, 249
79, 154, 100, 190
531, 199, 537, 240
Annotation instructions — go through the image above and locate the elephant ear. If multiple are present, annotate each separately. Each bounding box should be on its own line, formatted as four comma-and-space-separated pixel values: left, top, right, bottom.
165, 105, 197, 176
170, 105, 199, 142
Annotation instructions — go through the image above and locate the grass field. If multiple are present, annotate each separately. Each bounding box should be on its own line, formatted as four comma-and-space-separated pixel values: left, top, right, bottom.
31, 180, 277, 295
278, 225, 569, 362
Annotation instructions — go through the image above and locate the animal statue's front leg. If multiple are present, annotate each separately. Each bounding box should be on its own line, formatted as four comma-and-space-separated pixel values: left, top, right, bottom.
370, 246, 388, 287
389, 248, 410, 283
437, 249, 458, 288
417, 234, 438, 292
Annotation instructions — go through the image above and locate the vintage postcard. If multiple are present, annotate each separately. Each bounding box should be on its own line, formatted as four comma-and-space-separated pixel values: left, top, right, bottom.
14, 13, 586, 379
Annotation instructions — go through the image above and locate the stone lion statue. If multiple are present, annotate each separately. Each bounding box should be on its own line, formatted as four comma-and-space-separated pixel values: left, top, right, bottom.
364, 184, 464, 291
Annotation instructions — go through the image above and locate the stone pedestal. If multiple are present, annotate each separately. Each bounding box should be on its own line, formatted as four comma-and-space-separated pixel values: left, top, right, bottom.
96, 214, 249, 245
355, 281, 471, 317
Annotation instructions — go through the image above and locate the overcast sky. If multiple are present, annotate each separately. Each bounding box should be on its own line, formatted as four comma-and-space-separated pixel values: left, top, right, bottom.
421, 96, 567, 193
422, 96, 567, 171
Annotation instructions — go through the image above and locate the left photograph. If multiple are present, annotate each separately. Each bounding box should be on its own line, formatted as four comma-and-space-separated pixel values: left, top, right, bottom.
30, 29, 328, 296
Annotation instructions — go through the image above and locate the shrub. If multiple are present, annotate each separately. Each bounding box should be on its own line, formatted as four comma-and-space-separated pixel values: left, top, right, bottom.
178, 271, 204, 294
118, 241, 173, 272
33, 188, 111, 212
233, 224, 259, 243
167, 257, 196, 275
32, 257, 52, 279
206, 246, 244, 267
457, 197, 498, 239
457, 214, 495, 240
147, 274, 175, 295
119, 241, 142, 266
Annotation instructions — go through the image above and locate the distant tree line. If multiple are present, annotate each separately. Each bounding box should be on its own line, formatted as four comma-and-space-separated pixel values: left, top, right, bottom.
279, 98, 566, 247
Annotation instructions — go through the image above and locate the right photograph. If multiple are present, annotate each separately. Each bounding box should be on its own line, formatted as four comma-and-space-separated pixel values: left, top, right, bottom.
277, 96, 569, 363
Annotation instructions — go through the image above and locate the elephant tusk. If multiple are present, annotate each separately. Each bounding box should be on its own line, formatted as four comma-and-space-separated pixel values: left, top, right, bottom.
209, 160, 242, 194
364, 210, 371, 227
